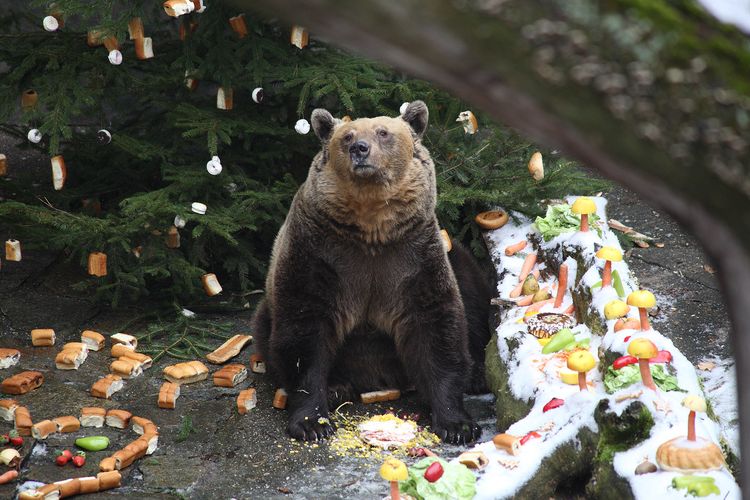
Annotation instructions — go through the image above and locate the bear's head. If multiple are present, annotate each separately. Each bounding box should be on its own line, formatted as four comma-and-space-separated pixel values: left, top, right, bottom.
310, 101, 429, 186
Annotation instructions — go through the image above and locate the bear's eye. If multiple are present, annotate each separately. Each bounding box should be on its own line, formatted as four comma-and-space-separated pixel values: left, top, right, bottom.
377, 129, 388, 138
343, 132, 354, 143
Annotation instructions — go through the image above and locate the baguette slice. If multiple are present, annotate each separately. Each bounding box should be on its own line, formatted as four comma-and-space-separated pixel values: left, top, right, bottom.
205, 334, 252, 364
134, 37, 154, 60
5, 239, 21, 261
2, 370, 44, 395
131, 416, 157, 435
51, 155, 66, 190
80, 407, 107, 427
110, 346, 152, 370
31, 328, 55, 347
110, 358, 143, 379
99, 456, 117, 472
213, 364, 247, 388
0, 398, 18, 421
360, 389, 401, 404
53, 415, 80, 433
32, 419, 57, 439
105, 409, 132, 429
272, 388, 288, 410
237, 388, 257, 415
142, 431, 159, 455
54, 478, 80, 498
55, 347, 87, 370
81, 330, 105, 351
91, 374, 123, 399
114, 438, 148, 468
97, 470, 121, 491
163, 360, 208, 385
14, 405, 32, 436
78, 476, 100, 495
0, 348, 20, 369
158, 382, 180, 409
110, 333, 137, 350
493, 433, 521, 456
249, 353, 266, 374
19, 483, 60, 500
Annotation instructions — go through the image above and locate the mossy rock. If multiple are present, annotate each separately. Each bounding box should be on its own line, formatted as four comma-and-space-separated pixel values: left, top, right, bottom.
485, 331, 533, 431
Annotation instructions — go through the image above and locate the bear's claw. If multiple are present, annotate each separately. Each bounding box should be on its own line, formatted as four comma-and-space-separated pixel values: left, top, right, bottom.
432, 416, 482, 445
287, 414, 336, 441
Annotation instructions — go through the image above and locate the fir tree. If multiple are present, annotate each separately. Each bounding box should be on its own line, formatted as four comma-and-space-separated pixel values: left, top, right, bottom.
0, 0, 608, 314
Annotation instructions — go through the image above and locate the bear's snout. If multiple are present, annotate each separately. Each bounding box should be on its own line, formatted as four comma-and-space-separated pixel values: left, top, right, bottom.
349, 140, 371, 164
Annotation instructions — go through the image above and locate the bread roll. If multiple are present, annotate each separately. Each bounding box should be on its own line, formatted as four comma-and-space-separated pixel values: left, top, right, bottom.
99, 456, 117, 472
110, 333, 137, 350
91, 374, 123, 399
201, 273, 223, 295
14, 405, 32, 436
130, 416, 155, 435
134, 37, 154, 60
360, 389, 401, 404
55, 345, 87, 370
110, 347, 152, 370
80, 407, 107, 427
163, 360, 208, 385
31, 419, 57, 439
0, 399, 18, 421
2, 370, 44, 394
81, 330, 105, 351
51, 155, 66, 190
54, 478, 81, 498
142, 431, 159, 455
53, 415, 80, 433
237, 388, 257, 415
250, 353, 266, 374
110, 358, 142, 379
5, 239, 21, 261
213, 364, 247, 387
272, 388, 288, 410
105, 409, 132, 429
0, 348, 20, 369
78, 476, 100, 494
492, 433, 521, 455
97, 470, 121, 490
205, 334, 252, 364
158, 382, 180, 409
31, 328, 55, 347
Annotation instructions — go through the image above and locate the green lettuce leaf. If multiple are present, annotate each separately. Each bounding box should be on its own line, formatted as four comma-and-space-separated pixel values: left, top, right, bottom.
399, 457, 476, 500
603, 364, 683, 394
533, 204, 601, 241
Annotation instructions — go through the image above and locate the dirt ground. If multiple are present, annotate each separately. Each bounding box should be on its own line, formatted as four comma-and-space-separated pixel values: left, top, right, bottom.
0, 131, 736, 498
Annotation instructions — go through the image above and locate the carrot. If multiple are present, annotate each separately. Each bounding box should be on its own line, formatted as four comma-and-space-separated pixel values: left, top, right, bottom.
509, 270, 539, 298
0, 470, 18, 485
515, 294, 534, 307
563, 304, 575, 315
518, 252, 537, 283
505, 240, 527, 256
554, 263, 568, 308
525, 298, 554, 317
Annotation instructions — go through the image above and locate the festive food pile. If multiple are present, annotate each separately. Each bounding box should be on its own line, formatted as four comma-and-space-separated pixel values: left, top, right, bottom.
466, 196, 739, 499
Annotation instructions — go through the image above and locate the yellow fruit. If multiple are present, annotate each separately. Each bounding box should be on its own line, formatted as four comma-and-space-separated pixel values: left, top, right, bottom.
537, 338, 552, 347
604, 300, 630, 320
559, 367, 579, 385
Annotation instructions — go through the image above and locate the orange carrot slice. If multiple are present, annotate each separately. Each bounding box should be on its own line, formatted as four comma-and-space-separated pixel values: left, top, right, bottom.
516, 294, 534, 307
563, 304, 575, 315
505, 240, 527, 256
554, 263, 568, 308
518, 253, 537, 283
525, 298, 554, 316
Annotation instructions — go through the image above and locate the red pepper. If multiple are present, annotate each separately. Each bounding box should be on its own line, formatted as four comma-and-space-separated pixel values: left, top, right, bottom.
520, 431, 541, 445
623, 336, 631, 343
424, 461, 444, 482
613, 355, 638, 370
542, 398, 564, 412
650, 350, 672, 364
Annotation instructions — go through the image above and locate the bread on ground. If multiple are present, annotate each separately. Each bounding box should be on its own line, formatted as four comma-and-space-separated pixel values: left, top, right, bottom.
53, 415, 80, 433
163, 360, 208, 385
97, 470, 121, 490
237, 388, 257, 415
158, 382, 180, 409
2, 370, 44, 395
272, 388, 288, 410
0, 348, 20, 369
78, 476, 100, 494
31, 329, 55, 347
110, 333, 137, 350
249, 353, 266, 373
113, 438, 148, 469
360, 389, 401, 404
80, 407, 107, 427
18, 483, 60, 500
31, 419, 57, 439
55, 345, 88, 370
81, 330, 105, 351
99, 456, 117, 472
110, 345, 152, 370
0, 398, 18, 421
131, 416, 157, 436
110, 358, 143, 379
205, 334, 252, 364
91, 374, 123, 399
142, 431, 159, 455
14, 405, 32, 436
213, 364, 247, 387
105, 409, 132, 429
54, 478, 81, 498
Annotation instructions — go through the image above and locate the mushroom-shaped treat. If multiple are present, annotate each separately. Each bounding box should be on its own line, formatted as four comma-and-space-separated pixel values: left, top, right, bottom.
604, 299, 630, 320
656, 398, 725, 473
683, 395, 707, 441
475, 210, 509, 230
627, 290, 656, 331
571, 197, 597, 232
380, 458, 408, 500
567, 350, 596, 391
595, 247, 623, 288
627, 338, 658, 390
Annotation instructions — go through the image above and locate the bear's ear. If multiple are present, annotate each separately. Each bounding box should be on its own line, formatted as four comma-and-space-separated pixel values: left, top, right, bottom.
311, 109, 336, 142
401, 100, 429, 138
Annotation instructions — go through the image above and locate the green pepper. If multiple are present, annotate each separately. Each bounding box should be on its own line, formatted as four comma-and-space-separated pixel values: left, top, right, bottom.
564, 338, 590, 351
611, 270, 625, 298
672, 475, 720, 497
541, 328, 575, 354
75, 436, 110, 451
672, 476, 715, 489
690, 482, 720, 497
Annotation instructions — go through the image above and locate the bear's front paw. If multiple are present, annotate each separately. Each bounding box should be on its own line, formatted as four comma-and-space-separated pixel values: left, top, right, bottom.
287, 413, 336, 441
431, 413, 482, 445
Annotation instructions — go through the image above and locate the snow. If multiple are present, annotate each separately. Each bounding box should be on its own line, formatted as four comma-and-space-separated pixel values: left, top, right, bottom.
697, 0, 750, 33
465, 197, 740, 500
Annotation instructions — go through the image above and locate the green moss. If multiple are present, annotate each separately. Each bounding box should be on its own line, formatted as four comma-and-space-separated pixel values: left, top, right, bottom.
484, 332, 533, 431
720, 438, 740, 480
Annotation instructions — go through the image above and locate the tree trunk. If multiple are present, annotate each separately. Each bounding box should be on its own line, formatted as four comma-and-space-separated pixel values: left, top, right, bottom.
235, 0, 750, 491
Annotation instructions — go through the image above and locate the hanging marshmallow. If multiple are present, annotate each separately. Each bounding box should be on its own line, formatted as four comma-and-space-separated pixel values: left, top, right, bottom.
295, 119, 311, 135
97, 129, 112, 145
456, 111, 478, 134
166, 226, 180, 248
128, 17, 144, 40
252, 87, 264, 103
108, 50, 123, 65
229, 14, 248, 38
27, 129, 42, 144
163, 0, 195, 17
0, 154, 6, 176
217, 87, 233, 110
21, 90, 38, 110
174, 215, 186, 228
191, 202, 207, 215
5, 240, 21, 262
51, 155, 66, 190
202, 273, 222, 296
290, 25, 309, 49
135, 37, 154, 60
399, 102, 409, 115
206, 156, 222, 175
43, 15, 59, 32
88, 252, 107, 277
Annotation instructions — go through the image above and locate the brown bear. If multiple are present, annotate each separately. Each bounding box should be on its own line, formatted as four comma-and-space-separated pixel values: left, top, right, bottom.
251, 101, 491, 444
